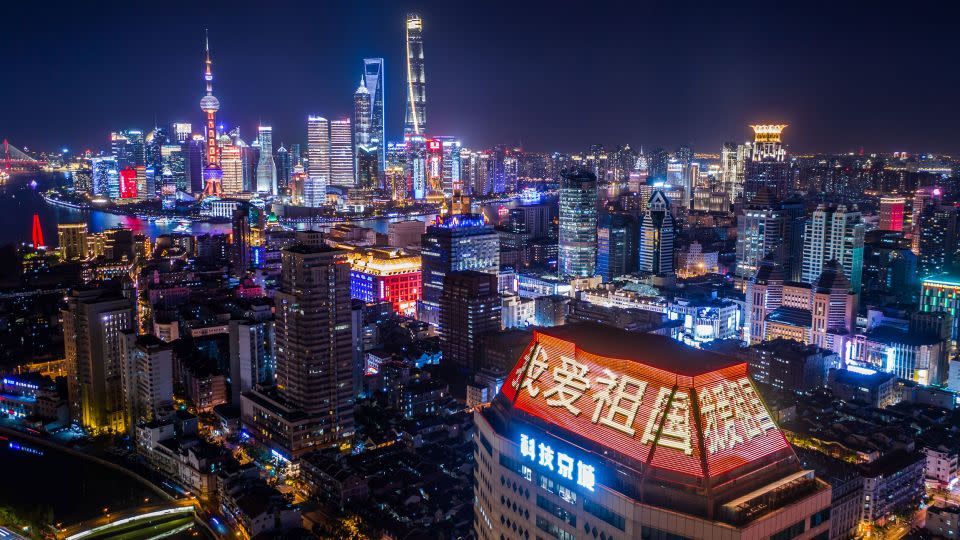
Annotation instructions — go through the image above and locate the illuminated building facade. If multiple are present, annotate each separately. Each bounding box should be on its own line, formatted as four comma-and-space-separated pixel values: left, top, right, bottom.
200, 33, 223, 197
353, 79, 372, 185
91, 156, 119, 197
241, 244, 355, 459
64, 288, 136, 434
475, 324, 831, 540
420, 213, 500, 326
404, 13, 426, 135
878, 197, 905, 232
639, 190, 675, 276
439, 137, 463, 196
119, 167, 138, 198
426, 138, 444, 200
255, 125, 277, 195
306, 115, 330, 206
558, 168, 598, 277
801, 205, 864, 293
749, 124, 787, 162
921, 275, 960, 345
596, 213, 637, 281
407, 134, 427, 200
363, 58, 386, 174
219, 135, 243, 194
916, 204, 957, 278
330, 118, 354, 188
58, 222, 89, 261
347, 247, 422, 315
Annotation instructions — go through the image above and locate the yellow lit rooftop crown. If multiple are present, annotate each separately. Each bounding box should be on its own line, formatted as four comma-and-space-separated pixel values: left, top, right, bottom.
750, 124, 788, 143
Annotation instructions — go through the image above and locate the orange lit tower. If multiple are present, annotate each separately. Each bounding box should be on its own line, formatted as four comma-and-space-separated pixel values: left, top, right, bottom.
201, 30, 223, 197
749, 124, 787, 161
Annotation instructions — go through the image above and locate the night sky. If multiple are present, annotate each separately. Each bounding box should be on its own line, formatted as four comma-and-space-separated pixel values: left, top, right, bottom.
2, 1, 957, 155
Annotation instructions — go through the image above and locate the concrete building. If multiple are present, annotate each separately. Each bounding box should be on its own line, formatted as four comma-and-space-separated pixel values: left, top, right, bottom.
476, 324, 833, 540
439, 270, 501, 372
63, 287, 135, 434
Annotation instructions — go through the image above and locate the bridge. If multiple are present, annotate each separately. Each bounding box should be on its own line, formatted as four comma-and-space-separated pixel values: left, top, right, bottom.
57, 501, 199, 540
2, 140, 45, 171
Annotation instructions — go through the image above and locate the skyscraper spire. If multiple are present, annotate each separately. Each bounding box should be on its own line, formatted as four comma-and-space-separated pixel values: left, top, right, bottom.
201, 29, 223, 197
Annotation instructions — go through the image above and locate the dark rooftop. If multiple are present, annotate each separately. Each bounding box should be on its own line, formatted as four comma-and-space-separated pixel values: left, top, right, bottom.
766, 306, 813, 327
538, 322, 741, 376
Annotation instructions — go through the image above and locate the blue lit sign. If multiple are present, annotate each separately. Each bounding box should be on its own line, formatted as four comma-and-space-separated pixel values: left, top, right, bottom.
435, 214, 487, 229
2, 378, 39, 391
519, 433, 595, 491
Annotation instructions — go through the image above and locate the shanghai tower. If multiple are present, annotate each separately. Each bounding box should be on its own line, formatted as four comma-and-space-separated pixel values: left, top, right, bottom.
404, 13, 426, 135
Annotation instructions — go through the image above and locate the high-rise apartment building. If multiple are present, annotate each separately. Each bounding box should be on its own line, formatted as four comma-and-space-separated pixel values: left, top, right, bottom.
58, 222, 89, 261
120, 333, 173, 434
240, 244, 355, 459
255, 125, 277, 195
330, 119, 353, 188
306, 116, 330, 206
420, 213, 500, 326
558, 168, 598, 277
801, 205, 865, 293
735, 188, 806, 281
404, 14, 426, 135
439, 271, 501, 372
639, 190, 675, 276
63, 288, 135, 434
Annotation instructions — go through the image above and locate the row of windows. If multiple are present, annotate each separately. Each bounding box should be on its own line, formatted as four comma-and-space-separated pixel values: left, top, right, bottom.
538, 474, 577, 505
771, 520, 806, 540
501, 453, 534, 482
639, 527, 690, 540
536, 515, 576, 540
537, 495, 576, 527
583, 499, 625, 532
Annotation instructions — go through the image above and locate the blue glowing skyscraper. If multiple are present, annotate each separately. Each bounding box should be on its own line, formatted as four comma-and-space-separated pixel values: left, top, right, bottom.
558, 168, 598, 277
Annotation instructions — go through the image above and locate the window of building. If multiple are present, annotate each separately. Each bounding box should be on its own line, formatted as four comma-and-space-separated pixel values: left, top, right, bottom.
771, 520, 806, 540
536, 515, 576, 540
639, 527, 690, 540
810, 508, 830, 528
537, 495, 576, 527
583, 499, 625, 531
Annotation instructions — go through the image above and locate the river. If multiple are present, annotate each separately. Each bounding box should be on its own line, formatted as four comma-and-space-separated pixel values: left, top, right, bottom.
0, 172, 532, 246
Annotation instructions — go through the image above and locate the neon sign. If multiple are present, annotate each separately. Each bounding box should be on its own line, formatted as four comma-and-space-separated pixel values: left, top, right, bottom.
519, 433, 595, 491
2, 378, 39, 391
501, 331, 789, 479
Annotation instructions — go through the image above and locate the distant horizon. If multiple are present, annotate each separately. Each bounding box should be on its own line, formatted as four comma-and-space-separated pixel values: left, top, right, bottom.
3, 1, 960, 155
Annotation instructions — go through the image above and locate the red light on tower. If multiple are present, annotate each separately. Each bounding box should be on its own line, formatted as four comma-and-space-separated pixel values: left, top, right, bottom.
31, 213, 44, 249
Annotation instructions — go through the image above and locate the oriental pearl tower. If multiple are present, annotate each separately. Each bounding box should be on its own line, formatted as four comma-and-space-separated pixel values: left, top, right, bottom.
201, 30, 223, 197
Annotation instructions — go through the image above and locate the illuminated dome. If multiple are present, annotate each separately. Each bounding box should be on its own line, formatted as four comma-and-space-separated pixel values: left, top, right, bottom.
200, 94, 220, 112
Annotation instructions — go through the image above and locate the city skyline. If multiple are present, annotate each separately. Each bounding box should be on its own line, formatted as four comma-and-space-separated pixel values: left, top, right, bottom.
2, 1, 960, 154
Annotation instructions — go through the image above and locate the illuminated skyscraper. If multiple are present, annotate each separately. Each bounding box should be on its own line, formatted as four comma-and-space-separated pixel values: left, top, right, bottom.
353, 79, 371, 186
438, 137, 462, 196
363, 58, 386, 173
275, 144, 291, 193
91, 156, 119, 197
879, 197, 906, 232
255, 125, 277, 195
558, 168, 598, 277
219, 134, 243, 194
420, 213, 500, 326
306, 116, 330, 206
58, 222, 89, 261
240, 244, 355, 458
185, 135, 205, 193
639, 190, 675, 276
64, 288, 135, 434
750, 124, 787, 161
200, 31, 223, 197
801, 204, 865, 293
404, 14, 426, 135
330, 119, 353, 188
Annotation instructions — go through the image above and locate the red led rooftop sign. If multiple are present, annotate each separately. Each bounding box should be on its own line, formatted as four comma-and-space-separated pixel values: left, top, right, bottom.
499, 329, 790, 480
